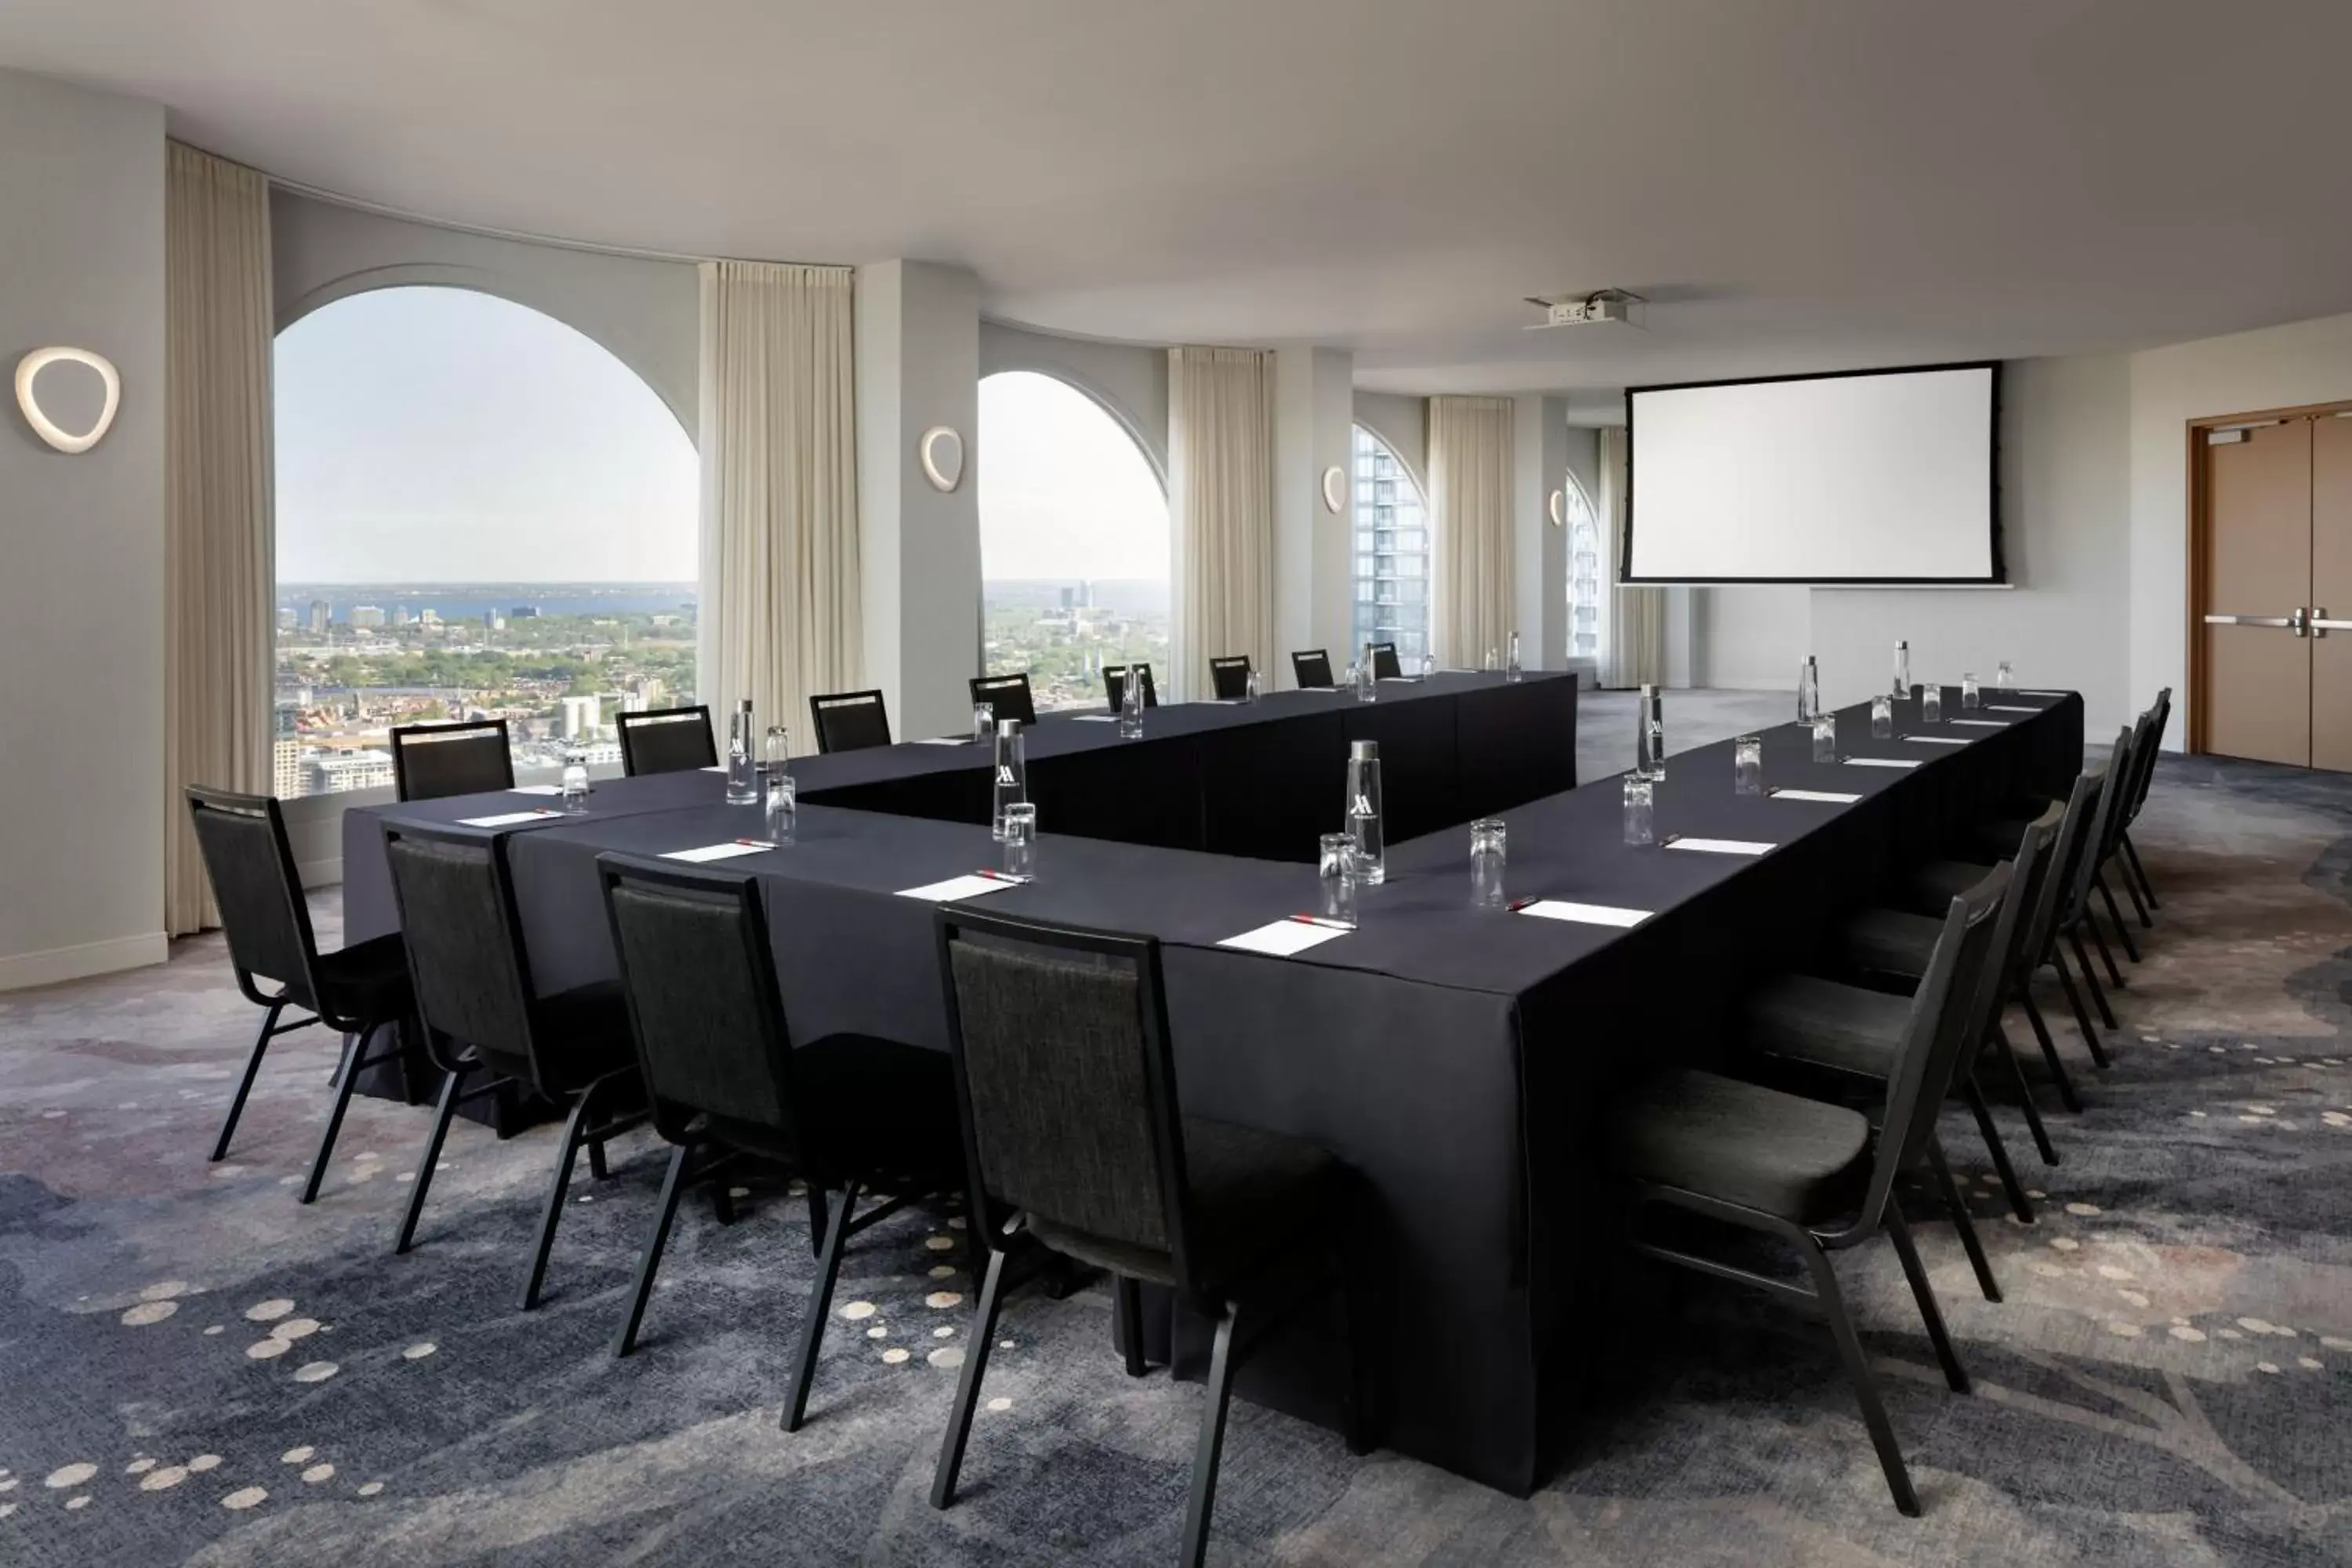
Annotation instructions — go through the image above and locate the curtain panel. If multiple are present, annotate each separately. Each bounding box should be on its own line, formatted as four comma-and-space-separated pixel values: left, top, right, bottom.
1168, 347, 1276, 702
1599, 425, 1666, 687
1429, 394, 1517, 668
697, 261, 861, 745
164, 143, 275, 935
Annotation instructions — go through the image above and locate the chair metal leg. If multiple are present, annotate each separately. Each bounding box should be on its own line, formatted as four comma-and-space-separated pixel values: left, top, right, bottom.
2114, 856, 2154, 929
2078, 920, 2125, 1002
612, 1143, 692, 1359
394, 1065, 468, 1255
1958, 1066, 2033, 1222
1116, 1274, 1148, 1377
519, 1080, 601, 1312
782, 1179, 859, 1432
1994, 1018, 2062, 1164
2048, 949, 2110, 1070
1924, 1137, 2001, 1303
1799, 1242, 1920, 1517
211, 1000, 285, 1163
931, 1245, 1011, 1508
2122, 832, 2160, 911
2095, 871, 2142, 964
1886, 1206, 1972, 1394
587, 1137, 611, 1182
301, 1022, 387, 1205
805, 1183, 829, 1258
2017, 987, 2084, 1116
1178, 1302, 1241, 1568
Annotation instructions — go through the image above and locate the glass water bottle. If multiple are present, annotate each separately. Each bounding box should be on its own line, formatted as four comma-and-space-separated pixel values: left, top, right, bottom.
1891, 641, 1911, 702
1345, 739, 1385, 885
1797, 655, 1820, 723
1118, 668, 1145, 739
1636, 684, 1666, 780
991, 718, 1028, 840
1506, 632, 1523, 683
1356, 642, 1378, 703
725, 699, 758, 804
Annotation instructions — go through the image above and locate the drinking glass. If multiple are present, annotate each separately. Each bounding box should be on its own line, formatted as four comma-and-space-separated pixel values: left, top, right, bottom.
1995, 661, 2014, 691
1922, 684, 1944, 724
764, 771, 797, 837
1962, 672, 1982, 710
1734, 735, 1763, 795
1345, 740, 1385, 885
1811, 713, 1838, 762
1421, 652, 1437, 678
764, 724, 792, 779
972, 702, 994, 742
1484, 647, 1499, 672
1871, 695, 1893, 738
990, 719, 1028, 840
1317, 833, 1360, 927
1243, 666, 1260, 704
1469, 818, 1508, 909
1001, 801, 1037, 880
1622, 775, 1655, 846
1118, 670, 1145, 738
560, 750, 590, 813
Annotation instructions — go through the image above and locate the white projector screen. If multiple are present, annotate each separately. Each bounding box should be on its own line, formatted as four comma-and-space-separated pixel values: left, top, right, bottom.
1625, 364, 2000, 583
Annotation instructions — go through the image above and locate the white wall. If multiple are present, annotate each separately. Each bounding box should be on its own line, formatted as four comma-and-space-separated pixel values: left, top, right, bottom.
979, 320, 1167, 475
0, 70, 168, 989
1273, 348, 1355, 665
1699, 586, 1813, 690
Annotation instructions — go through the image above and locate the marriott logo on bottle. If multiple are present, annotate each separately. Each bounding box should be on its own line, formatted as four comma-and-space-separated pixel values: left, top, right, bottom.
996, 765, 1019, 786
1349, 793, 1374, 819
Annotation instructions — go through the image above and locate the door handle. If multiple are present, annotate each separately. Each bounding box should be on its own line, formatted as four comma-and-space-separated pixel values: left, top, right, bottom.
2312, 608, 2347, 637
2201, 612, 2299, 629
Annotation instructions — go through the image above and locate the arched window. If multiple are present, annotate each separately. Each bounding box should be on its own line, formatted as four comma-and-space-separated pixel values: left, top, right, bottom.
273, 286, 696, 797
1561, 470, 1607, 663
977, 370, 1170, 713
1352, 425, 1430, 665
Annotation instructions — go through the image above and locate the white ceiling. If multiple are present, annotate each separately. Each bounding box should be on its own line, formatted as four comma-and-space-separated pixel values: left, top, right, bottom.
8, 0, 2352, 396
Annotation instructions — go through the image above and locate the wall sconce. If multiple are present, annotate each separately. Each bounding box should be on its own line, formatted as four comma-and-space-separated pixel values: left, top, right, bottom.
919, 425, 965, 492
15, 347, 121, 455
1321, 465, 1346, 514
1548, 488, 1566, 528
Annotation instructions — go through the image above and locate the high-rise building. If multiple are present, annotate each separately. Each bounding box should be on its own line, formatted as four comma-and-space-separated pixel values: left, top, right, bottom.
419, 608, 441, 627
561, 693, 605, 739
273, 738, 305, 800
510, 606, 539, 619
483, 609, 503, 633
303, 750, 394, 795
1058, 586, 1075, 611
307, 599, 331, 636
350, 604, 386, 630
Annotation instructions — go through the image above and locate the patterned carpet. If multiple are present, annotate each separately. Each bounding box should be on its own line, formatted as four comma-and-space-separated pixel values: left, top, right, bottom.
1, 750, 2347, 1566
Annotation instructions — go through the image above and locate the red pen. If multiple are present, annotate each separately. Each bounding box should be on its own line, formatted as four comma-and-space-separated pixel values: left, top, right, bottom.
1290, 914, 1353, 930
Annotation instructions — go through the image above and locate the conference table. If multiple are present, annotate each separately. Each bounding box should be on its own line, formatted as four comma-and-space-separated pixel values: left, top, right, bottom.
338, 673, 2082, 1496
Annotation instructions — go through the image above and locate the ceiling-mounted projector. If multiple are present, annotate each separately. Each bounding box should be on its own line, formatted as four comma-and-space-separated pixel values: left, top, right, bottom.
1523, 289, 1646, 329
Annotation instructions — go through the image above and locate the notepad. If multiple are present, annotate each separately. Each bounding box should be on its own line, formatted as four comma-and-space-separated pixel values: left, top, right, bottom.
455, 809, 564, 828
1071, 714, 1121, 723
1901, 735, 1970, 746
912, 736, 975, 745
1947, 718, 2005, 727
2018, 690, 2067, 697
1986, 705, 2039, 713
1218, 919, 1350, 956
700, 764, 728, 772
1845, 757, 1922, 769
509, 784, 565, 796
1770, 788, 1863, 804
1515, 899, 1650, 928
1664, 837, 1774, 856
895, 873, 1020, 902
662, 840, 774, 863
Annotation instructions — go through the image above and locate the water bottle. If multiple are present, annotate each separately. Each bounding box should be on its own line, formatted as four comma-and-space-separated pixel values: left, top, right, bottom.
725, 699, 757, 804
560, 749, 590, 813
1243, 665, 1260, 704
764, 724, 791, 780
1797, 655, 1820, 723
991, 718, 1028, 840
1356, 643, 1378, 703
1636, 683, 1666, 780
1118, 668, 1145, 739
1506, 632, 1523, 683
1345, 739, 1385, 885
1891, 641, 1911, 703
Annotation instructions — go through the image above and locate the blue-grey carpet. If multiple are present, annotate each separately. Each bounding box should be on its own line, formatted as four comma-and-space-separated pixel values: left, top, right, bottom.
0, 752, 2347, 1565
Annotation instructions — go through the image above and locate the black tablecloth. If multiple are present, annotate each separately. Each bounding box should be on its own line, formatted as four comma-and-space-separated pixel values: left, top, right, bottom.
338, 681, 2081, 1494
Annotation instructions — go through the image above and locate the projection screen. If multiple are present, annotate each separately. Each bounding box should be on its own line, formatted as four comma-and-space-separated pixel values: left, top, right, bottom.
1624, 363, 2000, 584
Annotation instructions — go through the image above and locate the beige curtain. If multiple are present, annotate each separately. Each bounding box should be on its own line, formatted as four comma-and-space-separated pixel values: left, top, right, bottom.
1430, 394, 1516, 667
1599, 425, 1666, 687
165, 143, 275, 935
1168, 346, 1276, 701
697, 261, 861, 743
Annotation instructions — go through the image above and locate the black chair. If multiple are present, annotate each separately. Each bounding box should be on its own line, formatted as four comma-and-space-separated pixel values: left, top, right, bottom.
2114, 688, 2170, 914
381, 822, 646, 1308
595, 855, 961, 1427
1103, 662, 1159, 713
1606, 862, 2008, 1517
390, 718, 514, 801
184, 786, 413, 1203
1207, 655, 1253, 701
2092, 702, 2165, 942
968, 673, 1038, 730
809, 689, 892, 753
615, 706, 717, 776
1367, 642, 1402, 681
928, 907, 1368, 1567
1290, 650, 1334, 689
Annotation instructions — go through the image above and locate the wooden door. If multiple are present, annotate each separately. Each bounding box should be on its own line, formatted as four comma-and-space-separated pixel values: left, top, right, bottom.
2313, 413, 2352, 771
2203, 419, 2313, 767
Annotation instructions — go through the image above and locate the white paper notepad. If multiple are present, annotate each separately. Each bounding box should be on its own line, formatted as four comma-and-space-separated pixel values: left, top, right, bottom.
912, 736, 975, 746
700, 764, 728, 773
2019, 690, 2067, 697
456, 809, 564, 828
510, 784, 564, 796
895, 873, 1018, 902
1664, 837, 1774, 856
1516, 899, 1650, 928
1072, 714, 1121, 724
1770, 789, 1862, 804
1901, 735, 1971, 746
1987, 705, 2039, 713
1846, 757, 1922, 770
1218, 918, 1350, 956
1947, 719, 2005, 727
662, 840, 774, 863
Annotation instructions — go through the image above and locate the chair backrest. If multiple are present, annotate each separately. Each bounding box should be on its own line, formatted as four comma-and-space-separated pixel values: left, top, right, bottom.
1104, 663, 1159, 712
1207, 655, 1253, 701
616, 706, 717, 776
1369, 642, 1402, 680
381, 823, 545, 1086
1291, 649, 1334, 689
969, 673, 1038, 729
2123, 688, 2170, 824
1848, 861, 2009, 1240
597, 854, 815, 1170
809, 688, 893, 753
2060, 726, 2135, 920
390, 719, 515, 801
1969, 804, 2058, 1041
184, 786, 325, 1013
935, 906, 1198, 1289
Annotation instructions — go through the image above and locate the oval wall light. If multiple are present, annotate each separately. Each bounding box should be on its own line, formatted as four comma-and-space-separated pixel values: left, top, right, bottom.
15, 347, 121, 456
1548, 488, 1566, 528
919, 425, 965, 492
1321, 465, 1346, 514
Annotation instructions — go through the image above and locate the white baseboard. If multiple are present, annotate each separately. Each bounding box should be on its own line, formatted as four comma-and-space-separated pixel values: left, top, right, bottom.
296, 855, 343, 890
0, 931, 169, 993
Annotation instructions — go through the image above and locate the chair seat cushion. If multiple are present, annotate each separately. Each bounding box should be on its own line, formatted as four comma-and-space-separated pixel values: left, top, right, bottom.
1607, 1069, 1871, 1225
1908, 858, 1995, 915
1746, 974, 1911, 1080
1841, 907, 1940, 982
1030, 1115, 1341, 1292
312, 932, 412, 1022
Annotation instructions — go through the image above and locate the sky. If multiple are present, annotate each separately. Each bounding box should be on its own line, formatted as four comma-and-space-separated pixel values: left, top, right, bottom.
274, 289, 1170, 586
